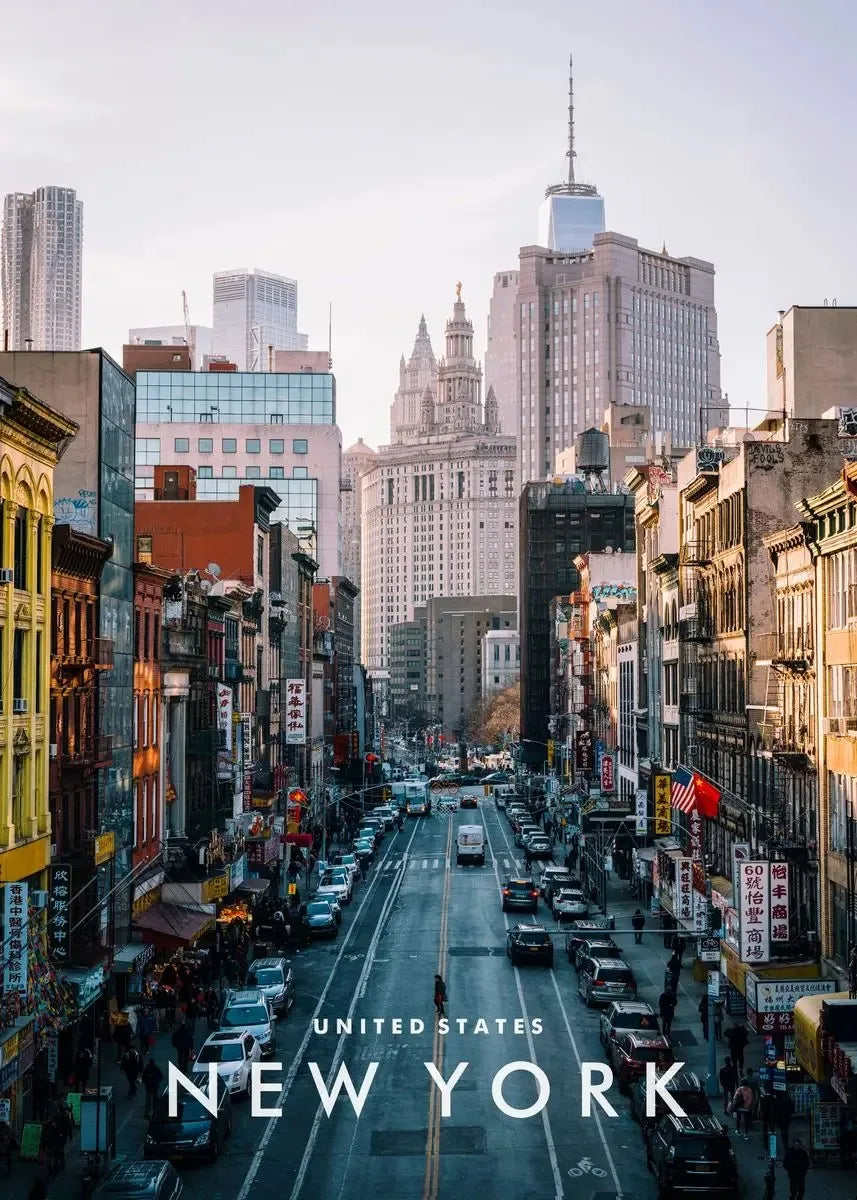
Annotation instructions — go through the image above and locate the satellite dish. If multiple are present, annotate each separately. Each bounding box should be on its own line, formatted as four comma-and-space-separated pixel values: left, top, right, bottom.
207, 563, 221, 578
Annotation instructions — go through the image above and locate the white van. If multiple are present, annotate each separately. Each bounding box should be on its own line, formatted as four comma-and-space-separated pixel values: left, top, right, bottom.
456, 825, 485, 866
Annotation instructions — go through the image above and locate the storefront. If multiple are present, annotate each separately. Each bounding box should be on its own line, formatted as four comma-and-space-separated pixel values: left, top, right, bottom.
112, 943, 156, 1009
0, 1016, 36, 1132
132, 903, 216, 952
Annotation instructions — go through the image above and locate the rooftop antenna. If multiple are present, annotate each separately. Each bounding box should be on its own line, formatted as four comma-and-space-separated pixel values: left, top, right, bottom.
567, 54, 575, 186
328, 302, 333, 370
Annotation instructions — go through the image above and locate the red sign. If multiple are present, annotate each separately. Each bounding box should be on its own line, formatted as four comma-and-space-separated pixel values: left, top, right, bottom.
600, 754, 615, 794
746, 1004, 794, 1034
288, 788, 309, 807
283, 833, 313, 847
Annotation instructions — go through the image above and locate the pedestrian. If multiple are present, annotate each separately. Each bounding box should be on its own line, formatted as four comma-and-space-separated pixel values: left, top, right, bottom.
699, 995, 709, 1041
662, 915, 676, 950
171, 1021, 195, 1073
760, 1087, 777, 1147
204, 986, 219, 1031
729, 1080, 754, 1140
713, 997, 724, 1041
666, 951, 681, 994
43, 1117, 65, 1179
142, 1058, 164, 1120
782, 1138, 810, 1200
75, 1045, 93, 1091
0, 1120, 17, 1175
673, 935, 687, 966
632, 909, 646, 944
185, 994, 198, 1037
725, 1022, 748, 1073
776, 1088, 794, 1150
138, 1008, 156, 1056
658, 990, 677, 1037
524, 848, 532, 871
113, 1018, 133, 1064
719, 1057, 738, 1115
120, 1046, 142, 1098
849, 946, 857, 999
434, 975, 447, 1018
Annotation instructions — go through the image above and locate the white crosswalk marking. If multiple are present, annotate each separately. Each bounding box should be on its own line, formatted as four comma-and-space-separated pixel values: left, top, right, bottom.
421, 859, 428, 869
433, 859, 439, 869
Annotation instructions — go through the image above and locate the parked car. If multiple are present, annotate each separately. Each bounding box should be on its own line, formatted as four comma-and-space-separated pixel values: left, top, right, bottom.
352, 839, 375, 864
515, 824, 541, 848
192, 1030, 261, 1096
218, 989, 276, 1057
646, 1115, 738, 1198
609, 1031, 674, 1093
460, 794, 479, 809
245, 958, 295, 1017
506, 924, 554, 967
526, 835, 554, 860
357, 826, 383, 849
599, 1000, 660, 1050
318, 870, 352, 905
94, 1162, 183, 1200
373, 806, 396, 830
630, 1071, 711, 1146
565, 922, 612, 964
541, 866, 577, 901
337, 853, 360, 883
578, 957, 637, 1007
552, 889, 588, 920
144, 1077, 231, 1163
501, 878, 540, 912
311, 892, 341, 924
305, 899, 339, 937
574, 937, 623, 972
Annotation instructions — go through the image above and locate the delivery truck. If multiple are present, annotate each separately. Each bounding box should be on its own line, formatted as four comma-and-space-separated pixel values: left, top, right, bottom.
456, 824, 485, 866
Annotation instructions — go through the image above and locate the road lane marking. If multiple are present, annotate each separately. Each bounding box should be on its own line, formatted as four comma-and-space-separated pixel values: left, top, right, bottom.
433, 859, 439, 868
422, 859, 428, 869
480, 808, 564, 1200
236, 818, 422, 1200
422, 816, 453, 1200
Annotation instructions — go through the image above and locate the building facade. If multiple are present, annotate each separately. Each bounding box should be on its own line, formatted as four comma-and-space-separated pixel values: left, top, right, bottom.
134, 367, 342, 578
212, 269, 307, 371
133, 562, 169, 869
389, 616, 427, 721
341, 437, 377, 660
128, 325, 215, 370
481, 627, 520, 699
361, 295, 517, 670
1, 187, 83, 352
390, 315, 437, 444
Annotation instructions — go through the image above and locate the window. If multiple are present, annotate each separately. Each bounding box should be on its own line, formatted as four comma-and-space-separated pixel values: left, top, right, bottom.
246, 439, 261, 454
246, 466, 261, 479
198, 438, 213, 453
222, 438, 237, 453
174, 438, 189, 452
223, 465, 237, 478
269, 467, 284, 479
137, 536, 152, 563
293, 467, 308, 478
198, 466, 213, 478
293, 439, 308, 454
257, 535, 265, 576
269, 439, 284, 454
35, 632, 42, 712
13, 508, 27, 588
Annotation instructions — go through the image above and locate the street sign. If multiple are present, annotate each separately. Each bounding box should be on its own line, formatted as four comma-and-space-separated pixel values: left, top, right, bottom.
698, 936, 720, 963
707, 971, 720, 999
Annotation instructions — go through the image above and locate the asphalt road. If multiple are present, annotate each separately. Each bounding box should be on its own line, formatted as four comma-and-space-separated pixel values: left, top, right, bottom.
174, 803, 660, 1200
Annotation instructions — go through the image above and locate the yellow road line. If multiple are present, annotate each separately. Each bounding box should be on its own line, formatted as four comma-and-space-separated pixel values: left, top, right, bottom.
422, 818, 453, 1200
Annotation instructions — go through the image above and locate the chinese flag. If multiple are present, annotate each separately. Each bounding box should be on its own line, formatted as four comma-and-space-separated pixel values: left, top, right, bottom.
694, 773, 721, 819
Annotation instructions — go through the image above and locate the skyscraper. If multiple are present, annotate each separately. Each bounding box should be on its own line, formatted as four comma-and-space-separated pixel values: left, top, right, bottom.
389, 315, 437, 443
536, 57, 606, 254
1, 186, 83, 351
212, 268, 308, 370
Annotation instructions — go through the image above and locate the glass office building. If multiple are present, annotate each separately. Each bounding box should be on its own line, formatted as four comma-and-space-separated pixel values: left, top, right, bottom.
537, 192, 605, 254
135, 371, 335, 425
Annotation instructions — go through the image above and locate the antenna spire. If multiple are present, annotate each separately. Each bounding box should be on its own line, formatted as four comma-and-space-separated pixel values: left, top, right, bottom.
567, 54, 575, 186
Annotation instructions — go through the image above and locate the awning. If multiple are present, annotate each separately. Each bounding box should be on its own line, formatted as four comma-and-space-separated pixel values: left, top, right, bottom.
112, 943, 155, 974
133, 903, 215, 950
634, 847, 657, 863
59, 966, 106, 1012
709, 875, 733, 899
793, 993, 850, 1083
237, 878, 271, 896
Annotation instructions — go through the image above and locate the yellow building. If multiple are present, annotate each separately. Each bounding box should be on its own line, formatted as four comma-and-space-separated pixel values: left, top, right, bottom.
0, 376, 78, 886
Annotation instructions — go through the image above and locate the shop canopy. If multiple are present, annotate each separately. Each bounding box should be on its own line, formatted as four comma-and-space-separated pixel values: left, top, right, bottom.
237, 878, 271, 896
112, 944, 155, 974
133, 903, 215, 950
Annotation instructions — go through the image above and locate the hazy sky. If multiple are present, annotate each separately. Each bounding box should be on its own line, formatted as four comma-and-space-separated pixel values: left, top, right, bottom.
3, 0, 856, 451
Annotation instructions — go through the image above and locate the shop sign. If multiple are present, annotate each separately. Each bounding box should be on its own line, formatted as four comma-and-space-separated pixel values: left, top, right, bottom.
0, 1060, 16, 1090
739, 861, 770, 964
693, 889, 708, 933
46, 1035, 58, 1082
749, 977, 835, 1013
49, 864, 72, 964
770, 862, 790, 941
94, 831, 115, 865
732, 842, 750, 893
688, 809, 703, 865
676, 856, 693, 921
575, 730, 594, 772
810, 1102, 844, 1153
217, 684, 233, 780
635, 789, 647, 834
600, 754, 615, 794
2, 882, 29, 994
203, 873, 230, 903
229, 855, 247, 892
698, 936, 720, 963
0, 1099, 8, 1124
653, 774, 671, 835
1, 1033, 20, 1065
285, 679, 307, 745
242, 714, 254, 769
707, 971, 720, 999
74, 967, 106, 1012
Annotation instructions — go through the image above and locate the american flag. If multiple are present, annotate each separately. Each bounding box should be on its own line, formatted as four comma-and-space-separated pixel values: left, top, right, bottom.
671, 766, 696, 813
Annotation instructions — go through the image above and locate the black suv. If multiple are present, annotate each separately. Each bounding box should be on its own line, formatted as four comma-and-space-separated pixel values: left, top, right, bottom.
501, 878, 539, 912
631, 1071, 711, 1147
506, 924, 554, 967
646, 1114, 737, 1198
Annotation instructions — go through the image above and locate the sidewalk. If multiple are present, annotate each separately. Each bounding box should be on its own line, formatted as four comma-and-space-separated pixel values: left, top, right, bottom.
6, 1025, 191, 1198
605, 878, 851, 1200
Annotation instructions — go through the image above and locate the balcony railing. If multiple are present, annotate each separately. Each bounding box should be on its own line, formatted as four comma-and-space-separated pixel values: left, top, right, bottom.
679, 541, 711, 567
771, 721, 815, 763
755, 629, 814, 667
679, 616, 713, 643
680, 691, 713, 717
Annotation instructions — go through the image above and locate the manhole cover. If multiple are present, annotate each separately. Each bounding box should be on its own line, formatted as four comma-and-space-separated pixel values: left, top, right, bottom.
370, 1126, 486, 1156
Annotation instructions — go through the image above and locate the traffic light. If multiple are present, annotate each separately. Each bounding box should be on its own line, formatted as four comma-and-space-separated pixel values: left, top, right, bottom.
547, 739, 555, 766
382, 787, 391, 801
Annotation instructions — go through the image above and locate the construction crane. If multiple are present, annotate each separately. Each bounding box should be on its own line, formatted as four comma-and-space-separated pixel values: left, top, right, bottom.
182, 290, 195, 370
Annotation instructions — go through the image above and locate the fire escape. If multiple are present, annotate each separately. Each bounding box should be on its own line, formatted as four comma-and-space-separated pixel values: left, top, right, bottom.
678, 539, 714, 769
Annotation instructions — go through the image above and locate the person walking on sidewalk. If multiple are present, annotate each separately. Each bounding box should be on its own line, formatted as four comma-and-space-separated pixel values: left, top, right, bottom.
782, 1138, 810, 1200
666, 951, 681, 995
632, 909, 646, 944
75, 1045, 93, 1091
729, 1081, 754, 1140
171, 1021, 195, 1073
138, 1008, 156, 1056
725, 1022, 748, 1073
673, 935, 687, 966
121, 1046, 142, 1098
434, 975, 447, 1019
659, 990, 677, 1037
719, 1057, 738, 1114
776, 1088, 794, 1150
760, 1086, 777, 1148
713, 996, 724, 1041
698, 995, 710, 1041
142, 1059, 164, 1120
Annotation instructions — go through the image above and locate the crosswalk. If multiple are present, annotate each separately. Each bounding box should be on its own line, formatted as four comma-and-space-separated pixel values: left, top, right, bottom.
377, 856, 525, 874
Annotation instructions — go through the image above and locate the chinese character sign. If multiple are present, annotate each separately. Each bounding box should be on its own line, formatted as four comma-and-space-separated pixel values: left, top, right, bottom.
600, 754, 615, 794
49, 865, 72, 964
688, 809, 703, 866
216, 685, 233, 781
574, 730, 594, 772
635, 789, 647, 835
285, 679, 307, 746
653, 774, 671, 835
739, 861, 770, 965
3, 882, 29, 993
676, 857, 693, 921
770, 862, 790, 941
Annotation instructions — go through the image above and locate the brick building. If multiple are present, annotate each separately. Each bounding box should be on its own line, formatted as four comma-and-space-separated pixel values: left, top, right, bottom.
133, 562, 170, 869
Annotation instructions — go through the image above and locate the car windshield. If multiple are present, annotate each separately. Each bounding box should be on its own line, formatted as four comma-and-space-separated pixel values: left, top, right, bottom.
599, 968, 634, 983
558, 891, 583, 901
153, 1096, 213, 1124
197, 1042, 242, 1063
676, 1136, 730, 1159
247, 969, 282, 986
340, 856, 356, 865
617, 1013, 657, 1030
308, 902, 331, 916
507, 882, 534, 893
672, 1091, 709, 1113
516, 931, 549, 945
588, 943, 620, 955
629, 1044, 669, 1062
222, 1004, 268, 1027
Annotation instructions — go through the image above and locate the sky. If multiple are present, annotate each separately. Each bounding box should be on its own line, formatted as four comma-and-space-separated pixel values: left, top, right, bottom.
3, 0, 857, 452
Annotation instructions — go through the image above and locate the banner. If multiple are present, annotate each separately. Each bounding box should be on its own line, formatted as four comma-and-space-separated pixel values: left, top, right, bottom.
770, 862, 790, 941
676, 857, 693, 921
739, 861, 770, 964
2, 881, 29, 993
242, 713, 254, 812
732, 842, 750, 893
653, 774, 671, 835
285, 679, 307, 746
49, 865, 72, 964
634, 789, 647, 835
574, 730, 594, 772
216, 684, 233, 780
688, 809, 703, 865
600, 754, 615, 794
